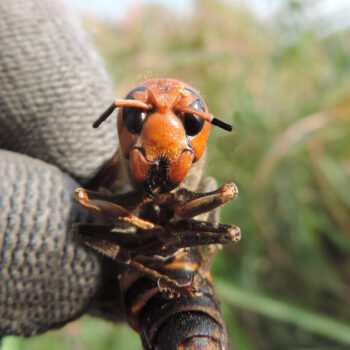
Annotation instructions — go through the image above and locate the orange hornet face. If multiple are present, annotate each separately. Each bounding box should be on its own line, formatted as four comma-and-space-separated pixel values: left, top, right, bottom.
117, 79, 211, 195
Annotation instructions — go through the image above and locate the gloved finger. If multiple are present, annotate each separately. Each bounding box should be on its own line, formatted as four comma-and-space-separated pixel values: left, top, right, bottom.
0, 0, 118, 184
0, 150, 123, 337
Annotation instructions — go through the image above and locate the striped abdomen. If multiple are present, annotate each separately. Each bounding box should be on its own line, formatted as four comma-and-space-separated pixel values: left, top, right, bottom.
121, 248, 228, 350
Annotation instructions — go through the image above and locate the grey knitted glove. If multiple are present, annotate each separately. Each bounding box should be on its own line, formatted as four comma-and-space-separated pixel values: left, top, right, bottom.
0, 0, 124, 336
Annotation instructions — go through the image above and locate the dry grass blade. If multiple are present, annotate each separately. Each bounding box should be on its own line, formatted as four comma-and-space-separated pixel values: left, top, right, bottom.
254, 112, 335, 190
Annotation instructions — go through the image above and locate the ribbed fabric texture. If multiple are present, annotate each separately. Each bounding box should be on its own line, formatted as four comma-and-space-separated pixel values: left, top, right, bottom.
0, 0, 123, 336
0, 0, 118, 184
0, 150, 101, 336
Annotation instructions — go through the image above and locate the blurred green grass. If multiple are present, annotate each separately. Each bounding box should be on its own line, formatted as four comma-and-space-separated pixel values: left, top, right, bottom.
3, 1, 350, 349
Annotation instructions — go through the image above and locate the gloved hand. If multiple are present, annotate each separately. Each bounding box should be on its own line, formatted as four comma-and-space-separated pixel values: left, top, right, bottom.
0, 0, 124, 337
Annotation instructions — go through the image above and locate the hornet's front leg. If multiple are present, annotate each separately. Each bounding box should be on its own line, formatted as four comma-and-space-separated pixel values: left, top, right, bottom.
173, 177, 239, 285
74, 180, 240, 292
173, 181, 238, 219
75, 188, 159, 231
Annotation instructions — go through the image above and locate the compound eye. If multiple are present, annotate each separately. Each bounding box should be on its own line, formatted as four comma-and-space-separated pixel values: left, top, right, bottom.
183, 99, 205, 136
122, 84, 148, 134
122, 107, 146, 134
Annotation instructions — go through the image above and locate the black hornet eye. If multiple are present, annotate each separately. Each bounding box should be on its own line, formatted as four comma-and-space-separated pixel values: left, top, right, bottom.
123, 85, 148, 134
122, 107, 146, 134
183, 99, 205, 136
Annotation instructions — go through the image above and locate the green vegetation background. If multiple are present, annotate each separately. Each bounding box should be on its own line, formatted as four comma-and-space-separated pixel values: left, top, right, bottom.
3, 1, 350, 349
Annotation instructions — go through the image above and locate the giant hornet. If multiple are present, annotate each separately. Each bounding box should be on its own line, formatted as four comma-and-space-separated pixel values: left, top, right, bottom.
74, 78, 240, 349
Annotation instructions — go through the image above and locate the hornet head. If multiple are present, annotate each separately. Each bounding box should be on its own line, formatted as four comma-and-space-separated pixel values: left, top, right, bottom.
93, 78, 232, 195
